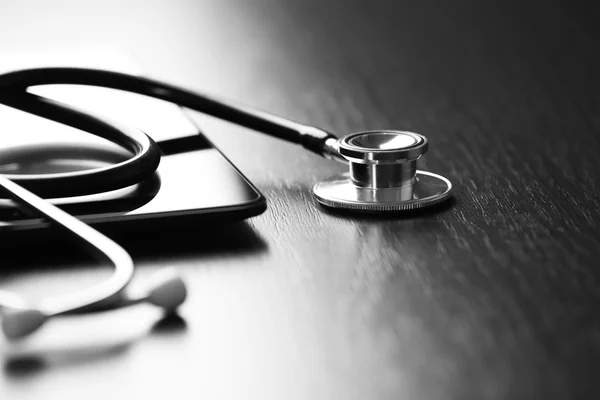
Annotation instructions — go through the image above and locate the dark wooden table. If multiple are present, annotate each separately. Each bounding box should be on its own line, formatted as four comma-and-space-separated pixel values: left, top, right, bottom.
1, 1, 600, 399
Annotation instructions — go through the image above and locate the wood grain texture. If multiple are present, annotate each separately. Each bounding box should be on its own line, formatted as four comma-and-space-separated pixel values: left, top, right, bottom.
1, 0, 600, 399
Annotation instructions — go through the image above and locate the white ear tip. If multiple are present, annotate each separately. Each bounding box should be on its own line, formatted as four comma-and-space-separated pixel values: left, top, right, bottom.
2, 308, 47, 340
146, 271, 187, 310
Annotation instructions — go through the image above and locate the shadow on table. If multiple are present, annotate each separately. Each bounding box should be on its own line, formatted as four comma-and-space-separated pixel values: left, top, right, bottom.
2, 312, 187, 380
0, 219, 268, 270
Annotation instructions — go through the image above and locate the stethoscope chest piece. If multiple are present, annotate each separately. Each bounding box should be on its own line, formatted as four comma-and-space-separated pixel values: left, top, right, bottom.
313, 130, 452, 212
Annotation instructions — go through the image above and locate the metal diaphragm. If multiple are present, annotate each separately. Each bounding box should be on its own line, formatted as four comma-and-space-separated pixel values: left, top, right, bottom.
313, 130, 452, 212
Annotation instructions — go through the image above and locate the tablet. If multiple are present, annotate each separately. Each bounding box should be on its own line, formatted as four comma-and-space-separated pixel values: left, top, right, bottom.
0, 48, 266, 232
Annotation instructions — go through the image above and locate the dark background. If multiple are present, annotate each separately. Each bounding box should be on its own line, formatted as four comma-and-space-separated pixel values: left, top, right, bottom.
1, 0, 600, 399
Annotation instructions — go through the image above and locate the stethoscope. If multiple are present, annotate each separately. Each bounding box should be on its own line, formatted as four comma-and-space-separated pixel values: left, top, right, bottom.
0, 68, 452, 340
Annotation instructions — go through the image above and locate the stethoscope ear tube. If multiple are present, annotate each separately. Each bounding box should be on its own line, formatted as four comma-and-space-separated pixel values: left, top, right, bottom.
0, 174, 134, 339
0, 176, 188, 339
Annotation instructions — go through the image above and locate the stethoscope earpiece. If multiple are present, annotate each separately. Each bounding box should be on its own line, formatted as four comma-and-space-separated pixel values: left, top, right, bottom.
314, 130, 452, 212
142, 269, 188, 309
2, 308, 48, 340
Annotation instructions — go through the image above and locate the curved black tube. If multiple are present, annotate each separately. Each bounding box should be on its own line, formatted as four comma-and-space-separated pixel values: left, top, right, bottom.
0, 67, 338, 154
0, 90, 161, 198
